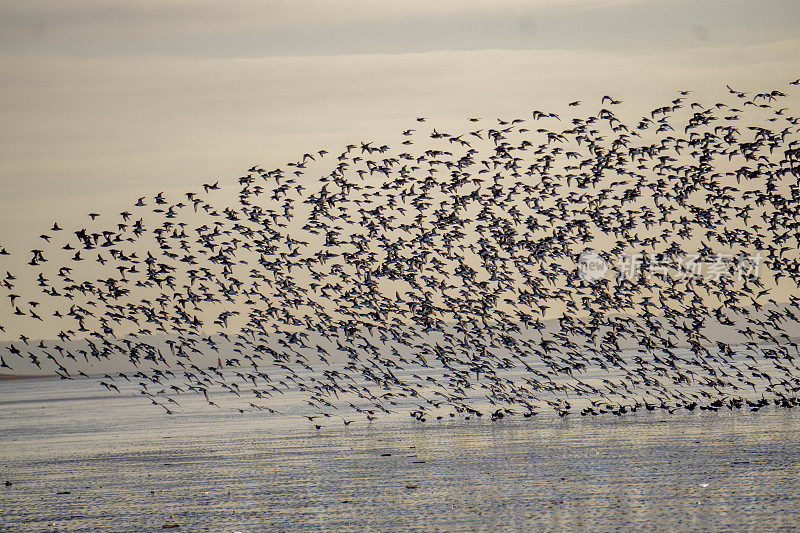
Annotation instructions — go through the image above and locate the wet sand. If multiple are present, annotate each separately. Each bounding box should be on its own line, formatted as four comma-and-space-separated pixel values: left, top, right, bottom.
2, 377, 800, 531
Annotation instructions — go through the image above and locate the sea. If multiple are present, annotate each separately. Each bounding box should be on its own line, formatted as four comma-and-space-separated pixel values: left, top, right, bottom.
2, 374, 800, 532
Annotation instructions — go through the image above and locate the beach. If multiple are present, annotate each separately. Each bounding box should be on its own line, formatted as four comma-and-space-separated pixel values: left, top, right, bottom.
2, 376, 800, 532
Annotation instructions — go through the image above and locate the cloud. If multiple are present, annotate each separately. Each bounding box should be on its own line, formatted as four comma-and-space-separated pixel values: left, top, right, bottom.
2, 0, 798, 57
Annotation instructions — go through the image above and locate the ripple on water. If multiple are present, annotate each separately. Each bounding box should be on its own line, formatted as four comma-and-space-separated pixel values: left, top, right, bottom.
2, 379, 800, 531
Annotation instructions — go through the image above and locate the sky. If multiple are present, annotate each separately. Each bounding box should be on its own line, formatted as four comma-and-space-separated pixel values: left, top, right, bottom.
0, 0, 799, 343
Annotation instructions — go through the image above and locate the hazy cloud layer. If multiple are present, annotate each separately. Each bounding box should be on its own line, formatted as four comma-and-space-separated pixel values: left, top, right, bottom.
2, 0, 799, 57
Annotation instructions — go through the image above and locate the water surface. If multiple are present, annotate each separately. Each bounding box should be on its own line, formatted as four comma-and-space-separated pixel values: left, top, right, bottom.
1, 376, 799, 532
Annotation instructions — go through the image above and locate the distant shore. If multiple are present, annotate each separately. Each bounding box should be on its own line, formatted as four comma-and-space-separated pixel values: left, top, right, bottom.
0, 373, 49, 381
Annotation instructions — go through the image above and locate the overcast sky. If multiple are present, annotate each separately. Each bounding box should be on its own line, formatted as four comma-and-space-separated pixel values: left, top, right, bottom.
1, 1, 798, 216
1, 0, 799, 342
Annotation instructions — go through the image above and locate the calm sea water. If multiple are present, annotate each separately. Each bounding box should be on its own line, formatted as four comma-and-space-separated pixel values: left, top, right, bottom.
1, 375, 800, 532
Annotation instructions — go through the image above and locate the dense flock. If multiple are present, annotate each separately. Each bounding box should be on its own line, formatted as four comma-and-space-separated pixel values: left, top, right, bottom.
3, 80, 800, 423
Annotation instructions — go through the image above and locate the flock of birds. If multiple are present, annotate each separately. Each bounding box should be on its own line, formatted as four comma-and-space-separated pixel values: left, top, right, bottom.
2, 80, 800, 424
